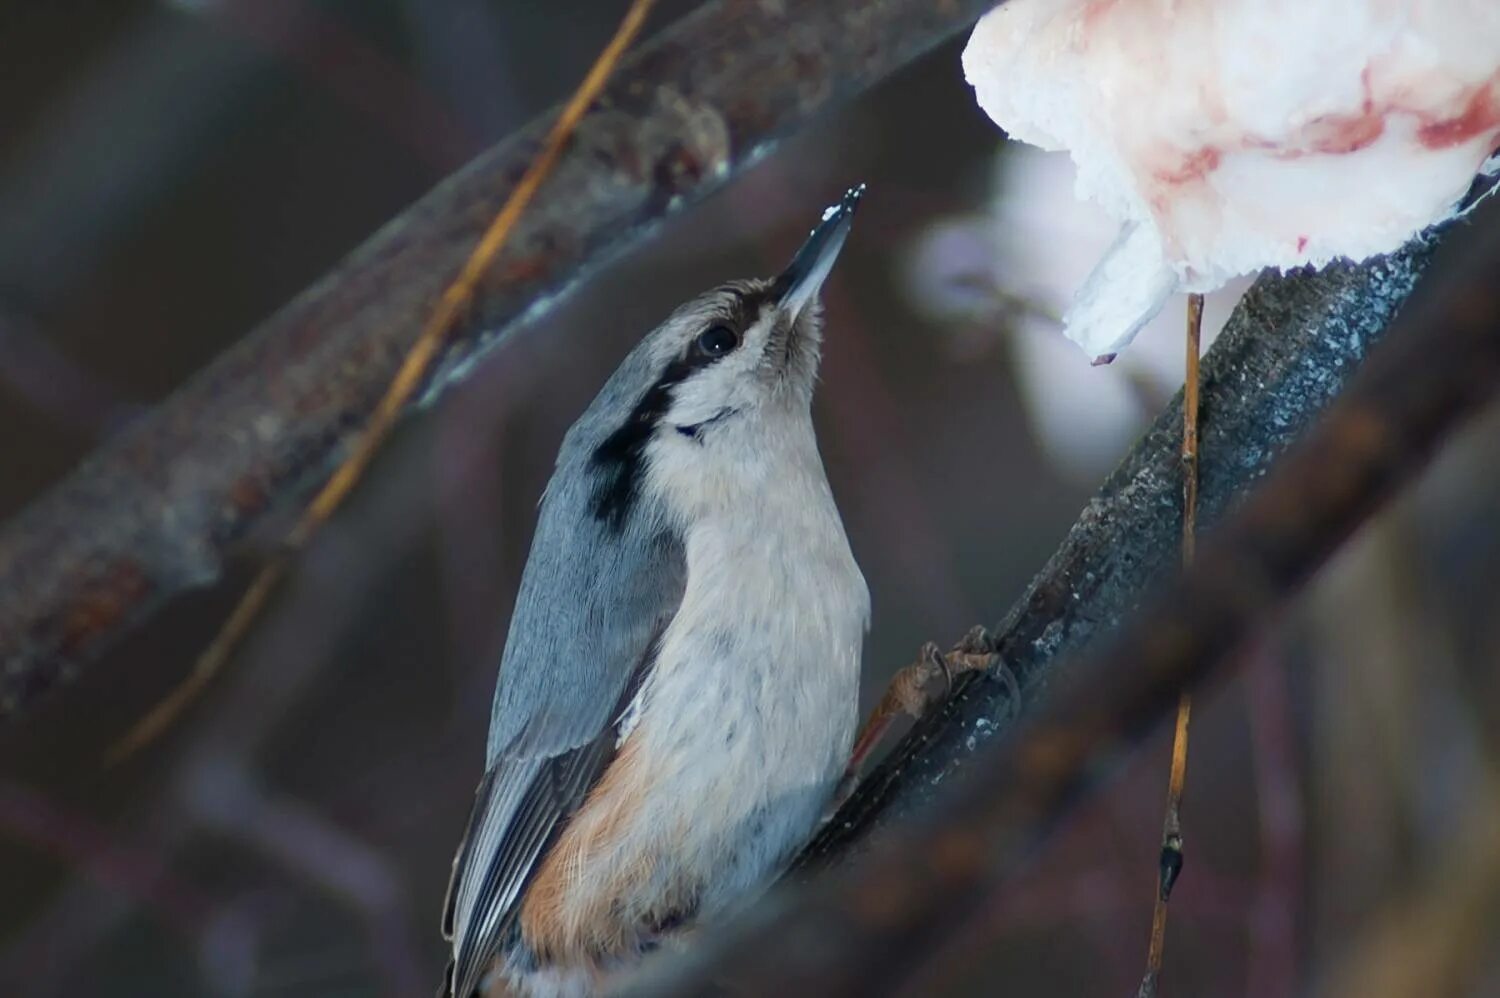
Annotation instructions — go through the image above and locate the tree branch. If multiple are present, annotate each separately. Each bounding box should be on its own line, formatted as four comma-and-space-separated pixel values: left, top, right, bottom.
0, 0, 1001, 717
803, 231, 1441, 858
638, 208, 1500, 993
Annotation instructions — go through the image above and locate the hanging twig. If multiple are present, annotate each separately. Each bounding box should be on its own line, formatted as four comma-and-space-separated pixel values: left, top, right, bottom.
801, 233, 1440, 864
105, 0, 661, 762
657, 210, 1500, 994
1181, 293, 1203, 569
1139, 292, 1205, 996
0, 0, 1005, 722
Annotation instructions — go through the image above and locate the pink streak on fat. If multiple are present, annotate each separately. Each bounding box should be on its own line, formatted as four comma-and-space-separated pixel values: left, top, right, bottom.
1418, 73, 1500, 150
1150, 72, 1500, 199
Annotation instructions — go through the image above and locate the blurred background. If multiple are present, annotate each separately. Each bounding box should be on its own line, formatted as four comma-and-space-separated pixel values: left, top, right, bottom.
2, 2, 1499, 996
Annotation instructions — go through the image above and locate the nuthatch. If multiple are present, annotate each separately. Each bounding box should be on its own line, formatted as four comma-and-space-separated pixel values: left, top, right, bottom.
442, 187, 870, 998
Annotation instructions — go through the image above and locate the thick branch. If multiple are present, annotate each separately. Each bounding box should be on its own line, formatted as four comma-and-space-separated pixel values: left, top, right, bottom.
803, 232, 1440, 858
640, 212, 1500, 994
0, 0, 1000, 717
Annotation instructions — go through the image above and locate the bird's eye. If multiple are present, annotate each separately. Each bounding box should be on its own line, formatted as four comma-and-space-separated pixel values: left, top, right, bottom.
695, 325, 739, 358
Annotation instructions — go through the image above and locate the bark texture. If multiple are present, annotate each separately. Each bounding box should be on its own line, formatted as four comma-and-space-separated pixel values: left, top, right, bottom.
0, 0, 1002, 716
638, 206, 1500, 996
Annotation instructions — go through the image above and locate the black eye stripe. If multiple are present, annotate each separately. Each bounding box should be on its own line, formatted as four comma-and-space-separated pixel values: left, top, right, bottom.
586, 285, 771, 531
588, 358, 693, 532
732, 285, 778, 318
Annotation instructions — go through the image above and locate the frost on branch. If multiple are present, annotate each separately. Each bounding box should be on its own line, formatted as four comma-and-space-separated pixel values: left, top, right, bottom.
962, 0, 1500, 361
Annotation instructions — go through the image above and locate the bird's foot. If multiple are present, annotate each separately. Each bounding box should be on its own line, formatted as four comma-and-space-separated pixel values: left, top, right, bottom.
832, 626, 1012, 807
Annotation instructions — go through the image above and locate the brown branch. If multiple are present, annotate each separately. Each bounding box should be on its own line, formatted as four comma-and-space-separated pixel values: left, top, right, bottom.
103, 0, 660, 762
0, 0, 1003, 719
799, 238, 1443, 865
1140, 292, 1206, 996
638, 209, 1500, 993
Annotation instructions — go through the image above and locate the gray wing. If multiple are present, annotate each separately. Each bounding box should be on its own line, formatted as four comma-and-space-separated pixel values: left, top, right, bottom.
442, 436, 685, 998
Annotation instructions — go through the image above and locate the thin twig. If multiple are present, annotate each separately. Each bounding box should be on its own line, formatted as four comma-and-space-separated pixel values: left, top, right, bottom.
106, 0, 660, 763
1182, 292, 1203, 569
1140, 292, 1204, 995
0, 0, 1004, 721
640, 208, 1500, 995
800, 238, 1440, 870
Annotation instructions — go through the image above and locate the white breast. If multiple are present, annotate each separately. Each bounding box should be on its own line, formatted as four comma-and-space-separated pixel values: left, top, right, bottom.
626, 410, 869, 918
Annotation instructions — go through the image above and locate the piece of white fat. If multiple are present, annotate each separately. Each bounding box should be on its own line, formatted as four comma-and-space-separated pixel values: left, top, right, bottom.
962, 0, 1500, 361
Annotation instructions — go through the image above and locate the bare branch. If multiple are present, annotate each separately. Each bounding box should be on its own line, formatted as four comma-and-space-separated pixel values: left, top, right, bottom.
0, 0, 1000, 718
103, 0, 661, 763
803, 232, 1442, 857
637, 208, 1500, 993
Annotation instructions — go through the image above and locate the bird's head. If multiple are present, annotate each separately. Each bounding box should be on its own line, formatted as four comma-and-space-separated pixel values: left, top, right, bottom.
570, 185, 864, 531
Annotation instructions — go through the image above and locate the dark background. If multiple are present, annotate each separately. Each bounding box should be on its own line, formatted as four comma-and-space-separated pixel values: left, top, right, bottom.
3, 3, 1498, 996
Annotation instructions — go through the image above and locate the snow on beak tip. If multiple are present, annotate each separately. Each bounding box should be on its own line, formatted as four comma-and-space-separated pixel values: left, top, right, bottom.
776, 183, 865, 320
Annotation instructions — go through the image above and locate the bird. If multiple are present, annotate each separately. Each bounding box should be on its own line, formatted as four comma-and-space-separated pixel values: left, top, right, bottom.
441, 186, 871, 998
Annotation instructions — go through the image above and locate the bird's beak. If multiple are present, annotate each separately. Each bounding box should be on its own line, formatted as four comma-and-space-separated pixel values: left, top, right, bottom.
774, 183, 864, 321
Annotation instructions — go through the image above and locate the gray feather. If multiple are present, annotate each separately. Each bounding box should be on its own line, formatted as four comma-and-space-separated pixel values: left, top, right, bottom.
443, 336, 689, 998
444, 191, 869, 997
